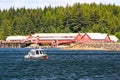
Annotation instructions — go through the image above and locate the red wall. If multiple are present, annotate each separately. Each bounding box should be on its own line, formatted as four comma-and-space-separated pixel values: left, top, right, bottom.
104, 35, 111, 42
80, 34, 92, 43
74, 33, 82, 42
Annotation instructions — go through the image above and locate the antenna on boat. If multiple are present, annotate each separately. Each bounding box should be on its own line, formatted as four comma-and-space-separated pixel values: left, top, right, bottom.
35, 36, 40, 48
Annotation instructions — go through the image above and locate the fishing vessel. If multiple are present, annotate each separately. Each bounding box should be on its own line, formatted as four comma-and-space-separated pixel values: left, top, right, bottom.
24, 48, 48, 60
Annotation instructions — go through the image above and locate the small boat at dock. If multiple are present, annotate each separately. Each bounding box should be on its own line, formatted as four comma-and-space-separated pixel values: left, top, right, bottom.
24, 48, 48, 60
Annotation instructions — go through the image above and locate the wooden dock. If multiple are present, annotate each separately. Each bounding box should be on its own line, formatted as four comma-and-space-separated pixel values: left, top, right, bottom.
0, 41, 30, 48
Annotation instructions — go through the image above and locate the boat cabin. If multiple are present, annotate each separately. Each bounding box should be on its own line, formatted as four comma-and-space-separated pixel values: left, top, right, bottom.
24, 48, 48, 60
28, 49, 45, 55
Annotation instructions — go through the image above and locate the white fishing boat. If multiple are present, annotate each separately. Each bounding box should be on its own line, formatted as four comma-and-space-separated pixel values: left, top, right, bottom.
24, 48, 48, 60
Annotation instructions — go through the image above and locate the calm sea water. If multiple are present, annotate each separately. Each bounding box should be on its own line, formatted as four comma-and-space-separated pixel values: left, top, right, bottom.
0, 48, 120, 80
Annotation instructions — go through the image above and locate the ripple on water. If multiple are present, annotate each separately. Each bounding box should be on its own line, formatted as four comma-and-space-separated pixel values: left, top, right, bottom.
0, 48, 120, 80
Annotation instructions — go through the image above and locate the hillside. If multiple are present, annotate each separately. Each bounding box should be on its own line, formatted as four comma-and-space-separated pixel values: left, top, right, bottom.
0, 3, 120, 40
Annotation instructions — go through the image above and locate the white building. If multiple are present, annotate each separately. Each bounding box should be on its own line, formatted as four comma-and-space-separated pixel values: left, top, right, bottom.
6, 36, 28, 42
109, 35, 119, 42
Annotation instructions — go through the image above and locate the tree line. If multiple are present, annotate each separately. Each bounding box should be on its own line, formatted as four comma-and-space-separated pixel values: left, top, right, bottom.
0, 3, 120, 40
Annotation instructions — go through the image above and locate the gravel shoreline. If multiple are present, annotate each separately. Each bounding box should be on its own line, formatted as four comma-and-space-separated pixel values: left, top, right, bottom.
62, 43, 120, 51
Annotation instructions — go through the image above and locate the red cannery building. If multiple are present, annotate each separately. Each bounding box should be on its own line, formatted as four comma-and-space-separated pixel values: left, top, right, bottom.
29, 33, 81, 45
6, 33, 117, 45
80, 33, 111, 43
74, 33, 83, 43
25, 34, 40, 43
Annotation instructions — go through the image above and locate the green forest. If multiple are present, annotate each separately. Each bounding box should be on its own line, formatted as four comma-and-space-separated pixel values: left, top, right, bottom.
0, 3, 120, 40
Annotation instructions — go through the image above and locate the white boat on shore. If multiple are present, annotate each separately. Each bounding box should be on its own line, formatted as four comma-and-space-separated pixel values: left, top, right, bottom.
24, 48, 48, 60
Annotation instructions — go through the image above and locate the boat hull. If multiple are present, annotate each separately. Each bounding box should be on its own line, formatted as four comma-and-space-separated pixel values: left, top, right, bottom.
24, 54, 48, 60
24, 48, 48, 60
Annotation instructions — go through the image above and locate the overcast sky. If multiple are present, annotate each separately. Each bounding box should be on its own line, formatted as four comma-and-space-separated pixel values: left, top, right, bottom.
0, 0, 120, 10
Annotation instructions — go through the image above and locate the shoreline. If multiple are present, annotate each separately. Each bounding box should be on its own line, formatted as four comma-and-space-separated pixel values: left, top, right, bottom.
26, 42, 120, 51
61, 47, 120, 51
60, 43, 120, 51
62, 47, 109, 51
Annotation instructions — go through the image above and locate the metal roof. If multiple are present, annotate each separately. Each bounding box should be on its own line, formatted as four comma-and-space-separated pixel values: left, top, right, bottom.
6, 36, 27, 40
109, 36, 119, 42
86, 33, 108, 39
30, 37, 74, 40
33, 33, 78, 37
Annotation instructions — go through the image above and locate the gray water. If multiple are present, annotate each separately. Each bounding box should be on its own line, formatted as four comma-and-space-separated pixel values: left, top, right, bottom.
0, 48, 120, 80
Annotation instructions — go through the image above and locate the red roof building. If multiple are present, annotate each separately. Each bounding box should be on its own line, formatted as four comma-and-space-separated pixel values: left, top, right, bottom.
80, 33, 111, 43
32, 33, 79, 45
6, 33, 116, 45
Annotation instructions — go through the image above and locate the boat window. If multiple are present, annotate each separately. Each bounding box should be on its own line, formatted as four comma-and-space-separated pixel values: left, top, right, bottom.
36, 50, 39, 54
31, 51, 35, 55
42, 50, 45, 54
40, 51, 43, 54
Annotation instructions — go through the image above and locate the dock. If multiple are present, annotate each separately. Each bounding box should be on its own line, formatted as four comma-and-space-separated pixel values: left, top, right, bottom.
0, 40, 120, 51
0, 41, 30, 48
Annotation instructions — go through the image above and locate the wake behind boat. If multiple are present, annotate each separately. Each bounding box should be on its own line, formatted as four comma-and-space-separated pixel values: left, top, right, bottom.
24, 48, 48, 60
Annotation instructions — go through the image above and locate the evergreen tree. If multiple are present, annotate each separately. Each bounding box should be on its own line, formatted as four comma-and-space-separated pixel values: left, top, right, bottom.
0, 3, 120, 39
